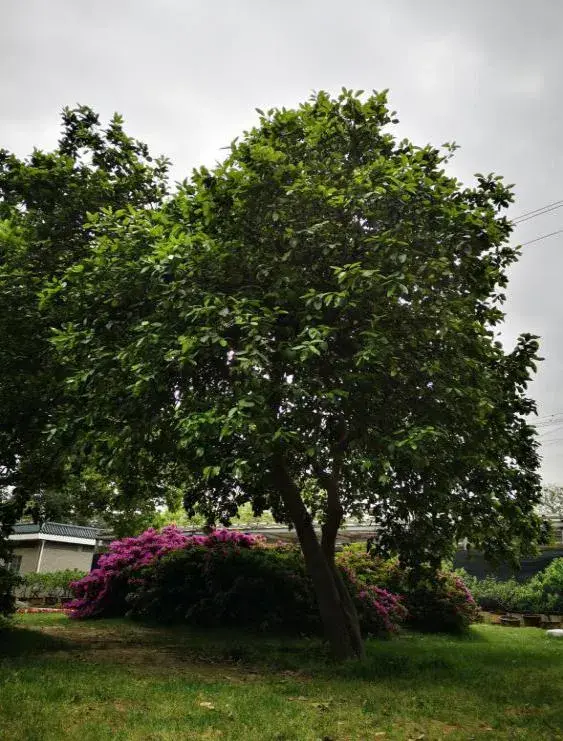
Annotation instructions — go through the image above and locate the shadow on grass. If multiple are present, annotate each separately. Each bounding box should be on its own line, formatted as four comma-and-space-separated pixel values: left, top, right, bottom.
7, 616, 562, 711
0, 624, 74, 658
144, 622, 563, 692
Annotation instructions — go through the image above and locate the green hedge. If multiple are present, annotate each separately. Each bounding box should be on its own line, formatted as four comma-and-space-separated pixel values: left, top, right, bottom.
17, 570, 86, 602
462, 558, 563, 613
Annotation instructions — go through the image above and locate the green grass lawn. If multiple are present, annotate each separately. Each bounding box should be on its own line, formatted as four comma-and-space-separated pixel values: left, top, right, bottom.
1, 614, 562, 741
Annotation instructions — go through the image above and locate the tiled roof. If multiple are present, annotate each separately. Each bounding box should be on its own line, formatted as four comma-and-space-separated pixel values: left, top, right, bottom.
12, 521, 99, 540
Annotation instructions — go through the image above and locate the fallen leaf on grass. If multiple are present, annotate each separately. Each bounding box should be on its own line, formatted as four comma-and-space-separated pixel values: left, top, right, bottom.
199, 701, 216, 710
311, 701, 331, 711
288, 696, 333, 711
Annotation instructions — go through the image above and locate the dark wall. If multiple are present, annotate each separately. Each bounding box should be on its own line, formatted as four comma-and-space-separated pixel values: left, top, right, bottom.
454, 548, 563, 582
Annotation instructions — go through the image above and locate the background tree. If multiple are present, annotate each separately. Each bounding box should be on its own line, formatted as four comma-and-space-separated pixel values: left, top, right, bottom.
46, 90, 541, 659
537, 485, 563, 518
0, 109, 170, 595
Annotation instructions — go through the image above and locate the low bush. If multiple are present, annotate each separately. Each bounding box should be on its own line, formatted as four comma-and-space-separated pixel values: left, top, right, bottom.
336, 547, 479, 633
127, 543, 320, 633
68, 525, 194, 618
18, 570, 86, 604
531, 557, 563, 612
461, 575, 529, 613
71, 527, 480, 635
464, 557, 563, 614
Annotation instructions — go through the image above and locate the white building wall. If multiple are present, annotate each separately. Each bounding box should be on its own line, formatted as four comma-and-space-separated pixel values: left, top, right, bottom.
38, 541, 95, 573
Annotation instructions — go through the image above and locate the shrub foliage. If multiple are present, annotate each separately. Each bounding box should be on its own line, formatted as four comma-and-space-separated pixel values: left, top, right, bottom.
336, 547, 479, 633
465, 557, 563, 614
0, 565, 20, 619
69, 527, 482, 635
18, 570, 86, 604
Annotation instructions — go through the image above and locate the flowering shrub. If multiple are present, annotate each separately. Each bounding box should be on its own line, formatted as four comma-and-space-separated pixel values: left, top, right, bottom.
69, 526, 262, 618
69, 526, 195, 617
70, 526, 405, 637
127, 542, 321, 633
403, 572, 479, 632
352, 585, 407, 636
336, 547, 478, 633
337, 554, 407, 636
128, 540, 405, 636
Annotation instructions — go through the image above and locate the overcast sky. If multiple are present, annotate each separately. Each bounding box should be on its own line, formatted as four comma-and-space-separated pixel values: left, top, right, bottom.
2, 0, 563, 482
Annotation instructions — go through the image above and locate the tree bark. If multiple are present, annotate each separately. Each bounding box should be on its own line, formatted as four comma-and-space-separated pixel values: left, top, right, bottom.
320, 476, 365, 659
271, 455, 364, 661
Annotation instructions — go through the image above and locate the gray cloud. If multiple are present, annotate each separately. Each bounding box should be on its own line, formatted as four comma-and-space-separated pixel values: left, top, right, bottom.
2, 0, 562, 480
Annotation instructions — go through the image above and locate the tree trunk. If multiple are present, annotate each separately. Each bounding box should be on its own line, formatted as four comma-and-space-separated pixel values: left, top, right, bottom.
272, 455, 364, 661
320, 480, 365, 660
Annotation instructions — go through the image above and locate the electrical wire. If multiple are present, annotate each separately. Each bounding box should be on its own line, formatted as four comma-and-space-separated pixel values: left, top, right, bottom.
512, 199, 563, 223
521, 228, 563, 246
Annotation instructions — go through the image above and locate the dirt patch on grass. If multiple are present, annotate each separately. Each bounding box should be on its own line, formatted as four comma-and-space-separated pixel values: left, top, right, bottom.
35, 622, 312, 684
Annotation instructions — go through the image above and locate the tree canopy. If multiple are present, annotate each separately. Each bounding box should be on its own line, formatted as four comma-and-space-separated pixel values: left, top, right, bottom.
0, 106, 170, 533
2, 90, 542, 655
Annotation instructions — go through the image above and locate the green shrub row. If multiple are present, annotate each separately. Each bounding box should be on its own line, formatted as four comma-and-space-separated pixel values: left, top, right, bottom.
17, 570, 86, 601
461, 558, 563, 613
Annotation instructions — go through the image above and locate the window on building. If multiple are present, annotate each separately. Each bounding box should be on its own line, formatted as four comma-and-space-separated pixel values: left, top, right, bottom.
9, 555, 22, 573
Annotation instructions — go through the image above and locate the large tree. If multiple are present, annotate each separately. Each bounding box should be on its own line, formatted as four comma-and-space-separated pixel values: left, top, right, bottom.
46, 90, 541, 659
0, 107, 170, 543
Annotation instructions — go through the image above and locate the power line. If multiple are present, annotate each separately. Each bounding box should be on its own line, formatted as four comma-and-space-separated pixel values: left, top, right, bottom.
535, 414, 563, 426
521, 228, 563, 246
512, 199, 563, 222
534, 411, 563, 421
539, 425, 563, 439
514, 202, 563, 225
